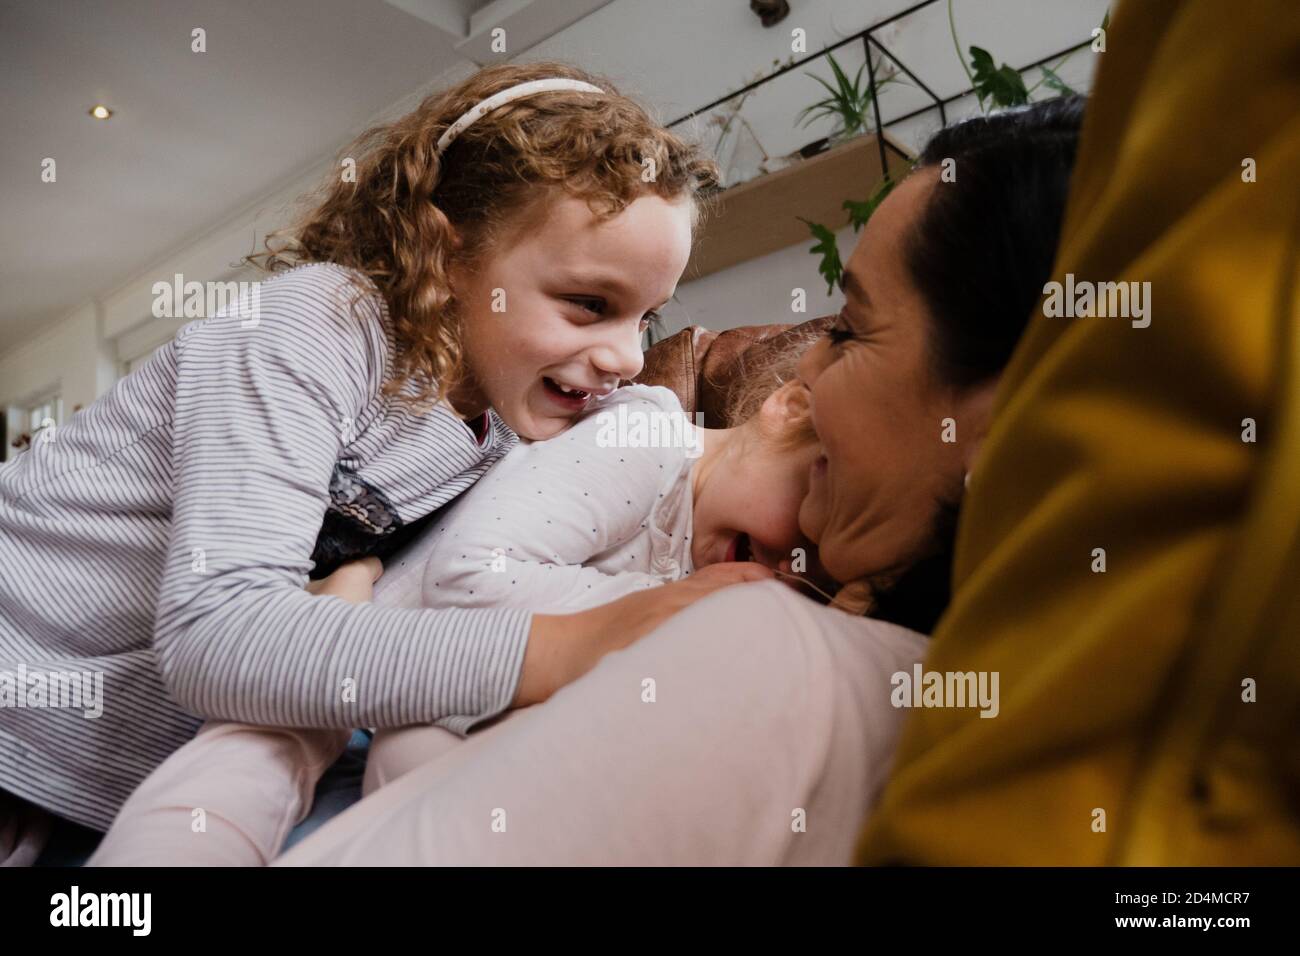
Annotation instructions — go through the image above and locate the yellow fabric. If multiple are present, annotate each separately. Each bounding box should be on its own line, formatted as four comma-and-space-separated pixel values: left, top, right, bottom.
858, 0, 1300, 865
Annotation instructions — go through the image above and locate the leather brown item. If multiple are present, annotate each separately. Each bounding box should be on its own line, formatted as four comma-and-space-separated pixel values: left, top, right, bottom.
629, 326, 705, 419
629, 315, 831, 427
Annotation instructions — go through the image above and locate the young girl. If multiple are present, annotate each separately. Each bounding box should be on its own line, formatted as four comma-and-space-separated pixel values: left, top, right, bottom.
89, 345, 832, 865
0, 61, 762, 864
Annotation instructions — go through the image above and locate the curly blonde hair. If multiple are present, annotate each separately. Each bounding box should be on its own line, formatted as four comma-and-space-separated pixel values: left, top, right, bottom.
246, 62, 719, 407
723, 324, 823, 449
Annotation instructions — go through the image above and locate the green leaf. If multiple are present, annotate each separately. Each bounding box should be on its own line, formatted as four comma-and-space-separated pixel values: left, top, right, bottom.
1039, 64, 1077, 97
799, 217, 843, 295
968, 46, 996, 84
969, 45, 1029, 109
798, 78, 848, 128
843, 175, 897, 233
796, 99, 840, 127
808, 72, 847, 102
826, 52, 854, 98
797, 106, 833, 123
842, 198, 875, 233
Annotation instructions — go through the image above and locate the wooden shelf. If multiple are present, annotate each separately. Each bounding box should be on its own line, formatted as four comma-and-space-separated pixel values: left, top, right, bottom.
685, 131, 915, 281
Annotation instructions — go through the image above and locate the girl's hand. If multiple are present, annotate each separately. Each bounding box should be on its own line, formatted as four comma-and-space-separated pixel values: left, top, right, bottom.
514, 562, 774, 707
304, 557, 384, 605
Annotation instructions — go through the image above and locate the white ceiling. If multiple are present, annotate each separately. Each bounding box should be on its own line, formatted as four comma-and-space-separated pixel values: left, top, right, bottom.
0, 0, 503, 354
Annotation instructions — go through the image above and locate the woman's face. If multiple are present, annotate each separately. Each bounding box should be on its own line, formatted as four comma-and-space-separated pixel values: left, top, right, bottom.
453, 193, 693, 441
797, 168, 981, 586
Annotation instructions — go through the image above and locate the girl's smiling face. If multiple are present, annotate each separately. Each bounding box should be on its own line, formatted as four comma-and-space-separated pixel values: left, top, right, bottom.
451, 193, 694, 441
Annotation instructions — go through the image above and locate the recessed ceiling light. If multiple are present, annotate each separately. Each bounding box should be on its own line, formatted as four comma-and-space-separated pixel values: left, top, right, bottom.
89, 104, 113, 120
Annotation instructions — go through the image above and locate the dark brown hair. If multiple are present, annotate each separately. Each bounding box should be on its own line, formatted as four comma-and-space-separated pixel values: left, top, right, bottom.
872, 95, 1086, 634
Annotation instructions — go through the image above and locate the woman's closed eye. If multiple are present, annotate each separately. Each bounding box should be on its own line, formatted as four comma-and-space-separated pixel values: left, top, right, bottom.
826, 306, 872, 347
826, 313, 856, 345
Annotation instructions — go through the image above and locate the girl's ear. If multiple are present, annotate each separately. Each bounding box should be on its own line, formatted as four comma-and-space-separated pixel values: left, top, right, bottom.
444, 230, 474, 297
445, 222, 464, 253
759, 379, 813, 427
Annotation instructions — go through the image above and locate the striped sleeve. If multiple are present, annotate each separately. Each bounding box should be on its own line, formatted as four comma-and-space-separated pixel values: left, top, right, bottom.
151, 267, 531, 734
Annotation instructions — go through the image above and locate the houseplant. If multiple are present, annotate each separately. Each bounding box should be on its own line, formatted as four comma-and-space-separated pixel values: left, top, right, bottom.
794, 50, 898, 157
801, 3, 1107, 292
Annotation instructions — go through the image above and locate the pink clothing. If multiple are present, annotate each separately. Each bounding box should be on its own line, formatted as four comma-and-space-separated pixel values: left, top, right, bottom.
278, 582, 926, 865
93, 582, 926, 865
88, 723, 349, 866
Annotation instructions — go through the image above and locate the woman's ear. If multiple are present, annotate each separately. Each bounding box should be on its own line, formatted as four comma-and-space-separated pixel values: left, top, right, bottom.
956, 377, 1000, 476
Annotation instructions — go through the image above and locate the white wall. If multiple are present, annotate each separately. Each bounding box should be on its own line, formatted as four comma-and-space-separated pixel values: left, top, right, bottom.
659, 224, 858, 337
0, 301, 117, 460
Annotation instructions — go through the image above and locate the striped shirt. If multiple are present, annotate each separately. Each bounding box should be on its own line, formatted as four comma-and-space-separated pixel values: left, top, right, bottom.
0, 262, 529, 831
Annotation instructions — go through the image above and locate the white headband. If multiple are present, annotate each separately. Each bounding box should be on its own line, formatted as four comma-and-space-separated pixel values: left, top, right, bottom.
436, 79, 606, 154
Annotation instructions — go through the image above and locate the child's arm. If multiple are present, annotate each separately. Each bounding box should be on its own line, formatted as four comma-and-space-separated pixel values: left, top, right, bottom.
152, 265, 531, 735
422, 386, 691, 613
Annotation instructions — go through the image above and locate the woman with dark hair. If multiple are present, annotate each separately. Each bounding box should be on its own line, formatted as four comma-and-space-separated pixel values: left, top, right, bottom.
866, 0, 1300, 866
258, 95, 1089, 866
844, 94, 1085, 634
